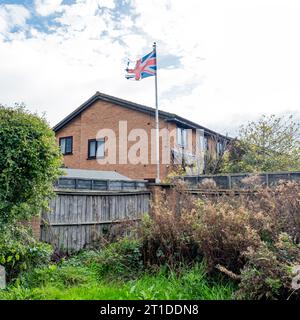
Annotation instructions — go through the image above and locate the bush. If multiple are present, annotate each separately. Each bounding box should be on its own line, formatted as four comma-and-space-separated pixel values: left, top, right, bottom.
97, 239, 143, 279
0, 104, 62, 227
140, 211, 200, 268
191, 200, 261, 272
0, 226, 53, 282
141, 180, 300, 299
69, 239, 144, 280
242, 181, 300, 243
236, 234, 300, 299
140, 180, 200, 268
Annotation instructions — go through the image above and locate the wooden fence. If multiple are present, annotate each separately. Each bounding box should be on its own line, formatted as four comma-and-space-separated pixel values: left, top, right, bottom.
40, 189, 150, 253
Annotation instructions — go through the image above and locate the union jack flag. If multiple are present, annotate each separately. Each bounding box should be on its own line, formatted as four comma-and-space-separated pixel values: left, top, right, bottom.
125, 50, 156, 80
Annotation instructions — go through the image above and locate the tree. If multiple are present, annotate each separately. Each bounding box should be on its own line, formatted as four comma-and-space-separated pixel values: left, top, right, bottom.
221, 114, 300, 173
0, 104, 62, 227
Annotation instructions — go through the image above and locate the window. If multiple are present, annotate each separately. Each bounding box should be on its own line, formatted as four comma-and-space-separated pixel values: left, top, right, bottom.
204, 136, 209, 151
177, 127, 187, 147
88, 139, 105, 159
59, 136, 73, 155
217, 141, 224, 156
198, 129, 205, 152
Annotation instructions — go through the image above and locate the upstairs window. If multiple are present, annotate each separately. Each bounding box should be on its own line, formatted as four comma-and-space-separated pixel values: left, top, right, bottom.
204, 136, 209, 151
198, 129, 205, 152
88, 138, 105, 159
59, 136, 73, 155
177, 128, 187, 147
217, 141, 224, 156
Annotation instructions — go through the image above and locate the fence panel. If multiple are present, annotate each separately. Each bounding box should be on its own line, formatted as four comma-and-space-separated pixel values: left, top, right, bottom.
41, 190, 150, 253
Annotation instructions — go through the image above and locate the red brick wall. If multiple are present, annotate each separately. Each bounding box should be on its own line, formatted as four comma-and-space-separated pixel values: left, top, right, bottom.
30, 216, 41, 240
55, 100, 217, 180
56, 100, 179, 180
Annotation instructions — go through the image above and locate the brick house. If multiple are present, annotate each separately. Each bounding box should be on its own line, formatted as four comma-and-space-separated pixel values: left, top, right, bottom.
53, 92, 230, 181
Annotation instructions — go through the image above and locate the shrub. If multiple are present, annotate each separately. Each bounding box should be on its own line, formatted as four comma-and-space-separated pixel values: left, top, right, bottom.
236, 234, 300, 299
73, 239, 144, 280
140, 180, 200, 268
142, 180, 300, 299
242, 181, 300, 243
191, 200, 261, 272
0, 104, 62, 227
0, 225, 53, 282
140, 211, 200, 268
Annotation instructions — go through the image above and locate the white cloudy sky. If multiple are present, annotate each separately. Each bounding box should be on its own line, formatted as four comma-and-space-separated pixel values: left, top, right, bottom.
1, 0, 300, 136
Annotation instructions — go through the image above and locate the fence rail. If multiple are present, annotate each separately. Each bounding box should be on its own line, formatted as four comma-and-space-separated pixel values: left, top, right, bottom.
181, 171, 300, 189
40, 189, 150, 252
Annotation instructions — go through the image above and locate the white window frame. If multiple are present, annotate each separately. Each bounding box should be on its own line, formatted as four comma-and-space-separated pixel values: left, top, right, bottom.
177, 127, 187, 147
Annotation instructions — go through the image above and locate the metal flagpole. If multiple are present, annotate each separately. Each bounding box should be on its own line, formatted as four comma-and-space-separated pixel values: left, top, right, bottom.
153, 42, 160, 183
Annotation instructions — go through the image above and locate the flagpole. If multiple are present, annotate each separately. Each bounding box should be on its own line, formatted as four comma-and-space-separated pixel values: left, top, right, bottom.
153, 42, 160, 183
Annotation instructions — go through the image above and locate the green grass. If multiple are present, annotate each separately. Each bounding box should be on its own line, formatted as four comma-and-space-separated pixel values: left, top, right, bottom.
0, 262, 234, 300
0, 283, 133, 300
0, 245, 235, 300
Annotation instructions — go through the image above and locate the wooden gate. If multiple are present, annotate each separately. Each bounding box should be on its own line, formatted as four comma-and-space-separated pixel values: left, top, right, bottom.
40, 189, 150, 252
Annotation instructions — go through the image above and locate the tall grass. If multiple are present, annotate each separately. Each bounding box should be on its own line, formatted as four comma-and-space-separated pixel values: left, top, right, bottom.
0, 259, 234, 300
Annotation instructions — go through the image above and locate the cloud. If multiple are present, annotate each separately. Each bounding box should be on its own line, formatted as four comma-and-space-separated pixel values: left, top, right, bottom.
1, 0, 300, 137
34, 0, 64, 16
130, 0, 300, 134
0, 4, 30, 36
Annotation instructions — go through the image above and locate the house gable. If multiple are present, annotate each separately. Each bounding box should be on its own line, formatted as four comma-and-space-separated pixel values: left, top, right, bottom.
53, 91, 230, 141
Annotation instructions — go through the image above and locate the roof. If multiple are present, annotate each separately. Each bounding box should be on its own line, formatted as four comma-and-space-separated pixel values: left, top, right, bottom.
61, 168, 132, 181
53, 91, 230, 140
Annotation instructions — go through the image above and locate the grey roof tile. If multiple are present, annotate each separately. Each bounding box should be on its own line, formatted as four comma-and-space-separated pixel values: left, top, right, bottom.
61, 168, 132, 181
